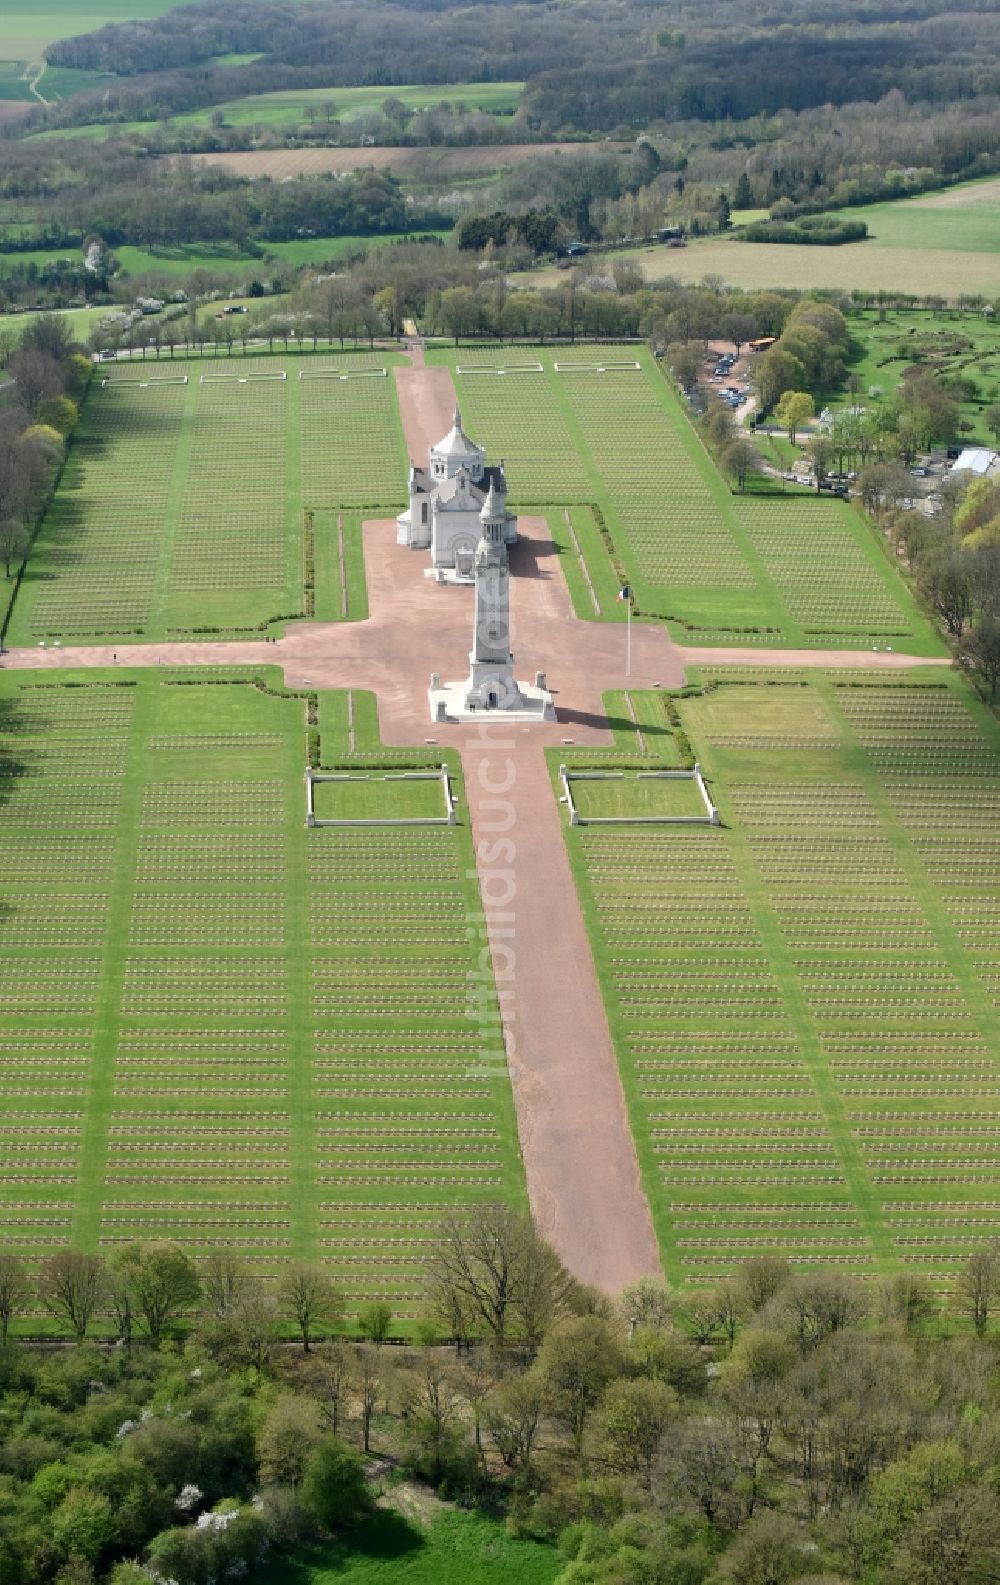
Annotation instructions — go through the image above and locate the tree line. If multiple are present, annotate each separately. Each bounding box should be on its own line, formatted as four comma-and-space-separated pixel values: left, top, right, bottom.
3, 1211, 1000, 1585
864, 464, 1000, 699
0, 316, 88, 590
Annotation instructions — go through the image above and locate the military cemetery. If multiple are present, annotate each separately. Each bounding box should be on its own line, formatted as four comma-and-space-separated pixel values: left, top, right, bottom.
2, 322, 998, 1325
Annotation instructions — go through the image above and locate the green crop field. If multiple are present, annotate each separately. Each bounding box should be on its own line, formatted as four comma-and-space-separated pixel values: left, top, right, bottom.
431, 346, 942, 651
7, 352, 407, 646
558, 671, 1000, 1293
0, 669, 523, 1326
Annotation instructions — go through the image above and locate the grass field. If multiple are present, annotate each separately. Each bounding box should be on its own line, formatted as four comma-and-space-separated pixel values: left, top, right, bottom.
0, 62, 35, 101
7, 351, 406, 645
558, 671, 1000, 1293
430, 346, 942, 652
29, 81, 524, 140
35, 64, 118, 99
0, 306, 108, 342
0, 670, 523, 1326
569, 771, 707, 820
0, 232, 447, 281
527, 175, 1000, 297
833, 176, 1000, 257
311, 771, 448, 823
269, 1512, 559, 1585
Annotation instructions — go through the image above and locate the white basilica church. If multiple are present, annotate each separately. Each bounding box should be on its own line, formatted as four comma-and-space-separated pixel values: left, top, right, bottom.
396, 407, 517, 580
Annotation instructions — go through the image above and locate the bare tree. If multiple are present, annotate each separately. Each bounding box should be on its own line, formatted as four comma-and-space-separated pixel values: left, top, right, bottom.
307, 1338, 354, 1439
201, 1250, 252, 1319
805, 434, 834, 491
0, 1253, 30, 1344
428, 1204, 573, 1350
455, 1348, 500, 1460
0, 519, 28, 579
723, 437, 762, 493
879, 1272, 937, 1334
38, 1250, 108, 1341
736, 1256, 791, 1314
278, 1260, 341, 1353
400, 1351, 463, 1482
10, 348, 64, 419
355, 1344, 384, 1454
200, 1277, 280, 1375
780, 1272, 868, 1351
954, 1242, 1000, 1336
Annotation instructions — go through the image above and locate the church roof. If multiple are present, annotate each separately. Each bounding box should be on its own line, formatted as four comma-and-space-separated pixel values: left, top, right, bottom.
432, 469, 480, 508
432, 406, 484, 461
413, 464, 507, 509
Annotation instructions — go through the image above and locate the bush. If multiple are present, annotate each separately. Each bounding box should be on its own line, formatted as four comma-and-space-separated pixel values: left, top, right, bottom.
299, 1438, 373, 1532
742, 218, 868, 245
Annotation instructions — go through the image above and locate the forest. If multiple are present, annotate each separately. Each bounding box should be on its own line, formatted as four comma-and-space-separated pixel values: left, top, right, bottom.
29, 0, 1000, 144
2, 1215, 1000, 1585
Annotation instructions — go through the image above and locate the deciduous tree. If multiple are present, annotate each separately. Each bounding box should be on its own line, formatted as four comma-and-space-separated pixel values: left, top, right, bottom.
278, 1260, 341, 1353
38, 1250, 108, 1341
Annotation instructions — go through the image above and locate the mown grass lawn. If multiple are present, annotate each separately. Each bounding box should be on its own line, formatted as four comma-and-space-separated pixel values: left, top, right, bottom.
553, 671, 1000, 1292
570, 772, 707, 820
29, 81, 524, 139
0, 669, 525, 1332
6, 349, 407, 647
428, 345, 943, 652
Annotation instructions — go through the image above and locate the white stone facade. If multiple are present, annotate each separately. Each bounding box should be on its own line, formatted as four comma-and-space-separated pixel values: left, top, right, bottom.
428, 486, 554, 723
396, 407, 517, 580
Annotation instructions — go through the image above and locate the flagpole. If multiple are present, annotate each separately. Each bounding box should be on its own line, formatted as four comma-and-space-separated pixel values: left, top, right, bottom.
619, 584, 632, 677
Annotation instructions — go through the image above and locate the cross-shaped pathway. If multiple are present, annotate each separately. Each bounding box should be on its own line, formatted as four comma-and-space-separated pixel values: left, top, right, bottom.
0, 361, 947, 1291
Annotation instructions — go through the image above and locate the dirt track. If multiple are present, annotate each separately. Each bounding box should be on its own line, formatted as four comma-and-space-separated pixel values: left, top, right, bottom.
0, 357, 948, 1292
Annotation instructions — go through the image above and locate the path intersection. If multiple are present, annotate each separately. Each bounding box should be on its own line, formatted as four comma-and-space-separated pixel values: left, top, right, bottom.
1, 361, 946, 1290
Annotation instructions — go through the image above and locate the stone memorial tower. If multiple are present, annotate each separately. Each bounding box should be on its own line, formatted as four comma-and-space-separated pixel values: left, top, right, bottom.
428, 487, 555, 722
